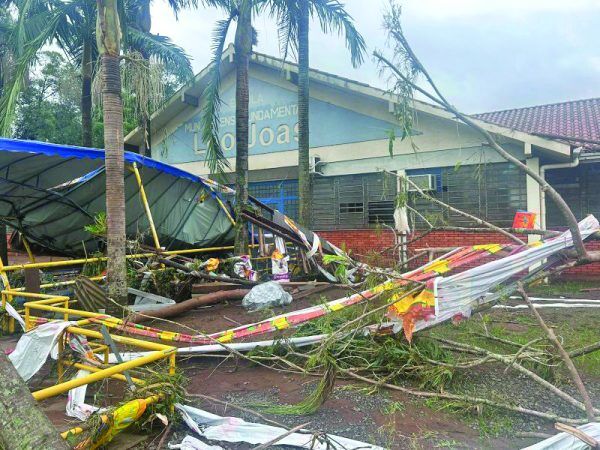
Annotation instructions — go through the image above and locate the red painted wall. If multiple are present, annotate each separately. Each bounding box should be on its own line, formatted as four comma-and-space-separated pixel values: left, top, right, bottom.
316, 228, 600, 279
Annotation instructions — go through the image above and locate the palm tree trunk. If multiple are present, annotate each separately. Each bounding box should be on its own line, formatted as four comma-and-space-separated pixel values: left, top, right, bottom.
97, 0, 128, 308
233, 2, 252, 255
81, 37, 93, 147
297, 0, 310, 227
0, 353, 69, 449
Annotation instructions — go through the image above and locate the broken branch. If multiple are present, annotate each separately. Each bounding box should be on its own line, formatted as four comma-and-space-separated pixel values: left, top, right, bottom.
518, 283, 597, 421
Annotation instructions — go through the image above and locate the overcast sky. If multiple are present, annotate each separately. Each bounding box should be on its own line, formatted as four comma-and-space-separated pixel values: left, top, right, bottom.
151, 0, 600, 113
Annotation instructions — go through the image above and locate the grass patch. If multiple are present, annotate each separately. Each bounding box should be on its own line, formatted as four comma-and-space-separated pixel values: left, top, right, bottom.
381, 400, 406, 415
427, 307, 600, 377
528, 280, 600, 296
425, 397, 514, 438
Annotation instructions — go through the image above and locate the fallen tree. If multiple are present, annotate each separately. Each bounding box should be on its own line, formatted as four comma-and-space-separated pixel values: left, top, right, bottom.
131, 288, 250, 323
373, 1, 600, 263
0, 352, 69, 449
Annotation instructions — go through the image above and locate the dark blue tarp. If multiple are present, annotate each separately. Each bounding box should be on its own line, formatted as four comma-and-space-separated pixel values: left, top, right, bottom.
0, 138, 235, 255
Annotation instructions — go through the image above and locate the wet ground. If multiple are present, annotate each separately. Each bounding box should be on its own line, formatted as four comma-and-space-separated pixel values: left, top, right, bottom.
3, 282, 600, 449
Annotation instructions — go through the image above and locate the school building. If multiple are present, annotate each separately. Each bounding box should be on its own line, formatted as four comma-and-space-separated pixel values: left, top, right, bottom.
124, 44, 600, 277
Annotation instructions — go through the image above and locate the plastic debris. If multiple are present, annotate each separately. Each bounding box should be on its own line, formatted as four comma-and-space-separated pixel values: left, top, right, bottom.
242, 281, 292, 312
522, 422, 600, 450
3, 301, 25, 330
66, 370, 102, 421
202, 258, 220, 272
168, 435, 224, 450
233, 255, 257, 281
271, 236, 290, 282
9, 320, 73, 381
176, 403, 384, 450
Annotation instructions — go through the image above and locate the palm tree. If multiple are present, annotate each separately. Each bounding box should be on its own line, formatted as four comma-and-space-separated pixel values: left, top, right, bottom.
96, 0, 128, 307
269, 0, 365, 226
201, 0, 256, 254
94, 0, 194, 307
0, 7, 15, 97
0, 0, 193, 146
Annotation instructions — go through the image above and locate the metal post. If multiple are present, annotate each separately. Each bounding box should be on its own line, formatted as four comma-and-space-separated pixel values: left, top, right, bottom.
24, 303, 30, 331
0, 256, 13, 332
100, 324, 136, 390
57, 332, 65, 383
215, 195, 236, 225
131, 162, 162, 250
32, 351, 173, 400
21, 234, 36, 263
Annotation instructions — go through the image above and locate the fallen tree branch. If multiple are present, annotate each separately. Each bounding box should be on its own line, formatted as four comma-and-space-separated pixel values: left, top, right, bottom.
130, 289, 250, 322
504, 337, 544, 374
384, 170, 525, 245
431, 336, 597, 415
342, 368, 586, 425
158, 257, 258, 286
252, 422, 311, 450
156, 423, 171, 450
555, 423, 600, 448
518, 283, 597, 422
569, 341, 600, 359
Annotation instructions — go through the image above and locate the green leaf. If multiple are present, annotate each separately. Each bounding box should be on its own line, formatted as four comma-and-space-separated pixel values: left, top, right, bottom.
387, 128, 395, 157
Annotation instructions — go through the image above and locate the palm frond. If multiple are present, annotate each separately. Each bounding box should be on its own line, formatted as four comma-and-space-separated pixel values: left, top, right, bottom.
310, 0, 365, 67
200, 12, 235, 175
167, 0, 199, 18
0, 3, 63, 135
263, 0, 297, 61
200, 0, 234, 14
127, 28, 193, 81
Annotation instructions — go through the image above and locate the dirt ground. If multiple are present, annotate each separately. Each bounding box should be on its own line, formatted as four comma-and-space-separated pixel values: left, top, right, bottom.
3, 282, 600, 449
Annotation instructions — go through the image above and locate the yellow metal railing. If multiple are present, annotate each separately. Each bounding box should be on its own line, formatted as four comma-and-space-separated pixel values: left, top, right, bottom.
2, 288, 177, 404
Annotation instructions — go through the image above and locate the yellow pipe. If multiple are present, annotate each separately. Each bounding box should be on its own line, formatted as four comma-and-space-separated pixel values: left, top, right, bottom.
65, 325, 175, 351
10, 292, 70, 301
24, 303, 30, 331
1, 245, 239, 272
23, 302, 104, 319
32, 350, 173, 401
215, 195, 236, 226
66, 361, 145, 385
131, 163, 162, 251
21, 235, 36, 263
11, 275, 105, 292
0, 256, 11, 290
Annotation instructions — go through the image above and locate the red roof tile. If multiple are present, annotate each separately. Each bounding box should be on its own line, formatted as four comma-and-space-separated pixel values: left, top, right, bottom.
473, 98, 600, 150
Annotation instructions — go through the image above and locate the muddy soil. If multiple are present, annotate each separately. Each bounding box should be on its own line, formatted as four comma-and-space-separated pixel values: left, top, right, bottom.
2, 283, 598, 449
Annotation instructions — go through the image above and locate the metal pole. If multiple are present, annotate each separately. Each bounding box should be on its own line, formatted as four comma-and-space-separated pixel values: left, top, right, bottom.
215, 195, 236, 225
1, 245, 241, 272
32, 350, 173, 401
131, 162, 162, 250
20, 234, 36, 263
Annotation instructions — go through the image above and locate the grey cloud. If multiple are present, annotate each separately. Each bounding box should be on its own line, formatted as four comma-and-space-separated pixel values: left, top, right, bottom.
152, 0, 599, 113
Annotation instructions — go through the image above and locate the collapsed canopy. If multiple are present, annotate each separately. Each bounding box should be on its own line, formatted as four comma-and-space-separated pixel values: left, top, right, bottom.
0, 138, 234, 255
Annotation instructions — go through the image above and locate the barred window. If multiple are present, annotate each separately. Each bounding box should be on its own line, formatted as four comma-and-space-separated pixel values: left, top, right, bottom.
340, 202, 363, 213
368, 200, 395, 224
